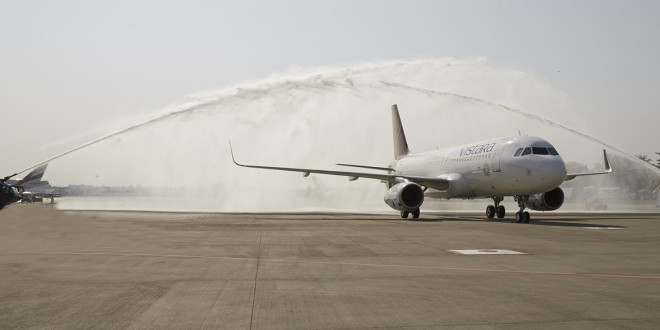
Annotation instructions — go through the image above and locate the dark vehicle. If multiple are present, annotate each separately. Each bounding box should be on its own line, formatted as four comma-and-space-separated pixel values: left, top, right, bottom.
0, 181, 22, 210
21, 192, 43, 204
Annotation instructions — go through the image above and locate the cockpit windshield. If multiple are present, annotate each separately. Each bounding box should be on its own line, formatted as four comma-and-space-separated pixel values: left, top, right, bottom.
532, 147, 548, 155
514, 146, 560, 157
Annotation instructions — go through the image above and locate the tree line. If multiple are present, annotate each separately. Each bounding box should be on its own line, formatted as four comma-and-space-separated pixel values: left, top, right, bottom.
562, 151, 660, 201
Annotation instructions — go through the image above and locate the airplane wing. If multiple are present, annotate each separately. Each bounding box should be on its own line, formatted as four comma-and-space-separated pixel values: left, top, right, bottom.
336, 163, 394, 172
229, 143, 450, 190
565, 150, 613, 181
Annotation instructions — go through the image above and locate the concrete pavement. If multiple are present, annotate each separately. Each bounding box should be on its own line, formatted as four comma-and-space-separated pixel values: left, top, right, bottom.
1, 204, 659, 328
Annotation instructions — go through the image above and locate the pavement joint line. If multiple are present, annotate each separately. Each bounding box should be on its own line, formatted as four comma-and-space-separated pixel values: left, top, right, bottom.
2, 250, 660, 280
249, 218, 263, 330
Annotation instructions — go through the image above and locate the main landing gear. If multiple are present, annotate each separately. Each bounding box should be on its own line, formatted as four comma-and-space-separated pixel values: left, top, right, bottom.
401, 208, 420, 219
486, 196, 506, 219
486, 196, 531, 223
514, 195, 531, 223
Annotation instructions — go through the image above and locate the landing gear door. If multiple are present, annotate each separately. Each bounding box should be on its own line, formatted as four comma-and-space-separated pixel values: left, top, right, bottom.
491, 143, 505, 172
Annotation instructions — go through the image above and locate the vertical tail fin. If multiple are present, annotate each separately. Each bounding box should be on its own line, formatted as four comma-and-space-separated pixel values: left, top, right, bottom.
391, 104, 410, 160
15, 163, 49, 188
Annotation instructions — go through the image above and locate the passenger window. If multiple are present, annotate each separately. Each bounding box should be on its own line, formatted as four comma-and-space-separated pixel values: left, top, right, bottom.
532, 147, 549, 155
548, 148, 559, 155
521, 147, 531, 156
514, 148, 523, 157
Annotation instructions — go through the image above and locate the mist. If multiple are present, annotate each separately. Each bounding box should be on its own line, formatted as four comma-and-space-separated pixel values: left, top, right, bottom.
48, 58, 660, 212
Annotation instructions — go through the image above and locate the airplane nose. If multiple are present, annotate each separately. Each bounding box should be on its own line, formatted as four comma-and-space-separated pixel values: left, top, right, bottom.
547, 157, 567, 185
556, 157, 567, 176
542, 157, 567, 185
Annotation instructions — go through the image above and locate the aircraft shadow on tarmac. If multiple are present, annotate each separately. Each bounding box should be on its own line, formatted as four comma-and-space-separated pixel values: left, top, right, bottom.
256, 213, 627, 229
529, 221, 625, 228
397, 214, 627, 228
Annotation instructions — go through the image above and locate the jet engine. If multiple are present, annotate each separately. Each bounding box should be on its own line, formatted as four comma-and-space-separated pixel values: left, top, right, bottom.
524, 187, 564, 211
384, 182, 424, 211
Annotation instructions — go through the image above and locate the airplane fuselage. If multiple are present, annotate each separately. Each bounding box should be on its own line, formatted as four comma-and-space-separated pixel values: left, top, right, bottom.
394, 135, 567, 199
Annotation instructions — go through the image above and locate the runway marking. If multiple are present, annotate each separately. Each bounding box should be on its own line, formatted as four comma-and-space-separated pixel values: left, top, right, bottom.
448, 249, 525, 255
433, 215, 485, 221
583, 227, 622, 230
2, 250, 660, 280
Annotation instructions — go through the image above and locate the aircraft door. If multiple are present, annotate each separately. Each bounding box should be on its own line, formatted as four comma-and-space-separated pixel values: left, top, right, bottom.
491, 144, 505, 172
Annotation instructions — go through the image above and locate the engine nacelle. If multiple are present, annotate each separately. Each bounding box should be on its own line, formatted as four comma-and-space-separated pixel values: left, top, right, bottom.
384, 182, 424, 211
524, 187, 564, 211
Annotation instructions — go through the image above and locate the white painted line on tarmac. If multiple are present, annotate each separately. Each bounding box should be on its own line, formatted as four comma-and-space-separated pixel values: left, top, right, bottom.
448, 249, 525, 255
583, 227, 622, 230
433, 215, 485, 221
4, 250, 660, 280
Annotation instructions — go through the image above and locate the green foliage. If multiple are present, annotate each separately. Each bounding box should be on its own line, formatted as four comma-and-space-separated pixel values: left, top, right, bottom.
636, 154, 652, 164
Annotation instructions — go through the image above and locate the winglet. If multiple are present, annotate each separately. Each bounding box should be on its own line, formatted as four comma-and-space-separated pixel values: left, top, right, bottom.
228, 140, 242, 166
603, 149, 612, 173
565, 149, 613, 181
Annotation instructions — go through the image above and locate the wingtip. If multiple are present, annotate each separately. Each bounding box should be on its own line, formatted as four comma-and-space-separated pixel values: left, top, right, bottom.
228, 140, 239, 166
603, 149, 613, 173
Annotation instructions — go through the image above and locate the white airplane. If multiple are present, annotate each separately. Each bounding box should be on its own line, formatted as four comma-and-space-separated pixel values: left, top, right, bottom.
231, 105, 612, 222
5, 163, 50, 190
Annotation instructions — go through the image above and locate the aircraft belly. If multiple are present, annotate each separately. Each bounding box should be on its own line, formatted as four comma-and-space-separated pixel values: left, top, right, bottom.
468, 167, 563, 197
442, 167, 546, 198
465, 172, 503, 197
425, 189, 451, 199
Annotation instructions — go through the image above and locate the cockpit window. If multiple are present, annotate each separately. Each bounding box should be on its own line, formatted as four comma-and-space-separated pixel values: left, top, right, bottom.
548, 148, 559, 155
532, 147, 549, 155
521, 147, 531, 156
514, 148, 523, 157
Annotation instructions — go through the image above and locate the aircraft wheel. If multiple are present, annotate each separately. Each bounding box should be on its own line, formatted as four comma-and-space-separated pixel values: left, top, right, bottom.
401, 211, 409, 219
412, 209, 420, 219
496, 205, 506, 219
515, 212, 523, 223
523, 211, 530, 223
486, 205, 495, 218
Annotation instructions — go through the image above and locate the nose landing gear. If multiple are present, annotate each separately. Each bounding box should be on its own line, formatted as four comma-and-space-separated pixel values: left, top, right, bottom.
514, 195, 531, 223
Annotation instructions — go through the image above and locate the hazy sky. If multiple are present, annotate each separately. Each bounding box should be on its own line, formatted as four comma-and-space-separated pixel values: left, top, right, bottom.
2, 0, 659, 177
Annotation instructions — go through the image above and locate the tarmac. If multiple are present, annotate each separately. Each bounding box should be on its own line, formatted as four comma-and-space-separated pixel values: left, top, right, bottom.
1, 204, 660, 329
